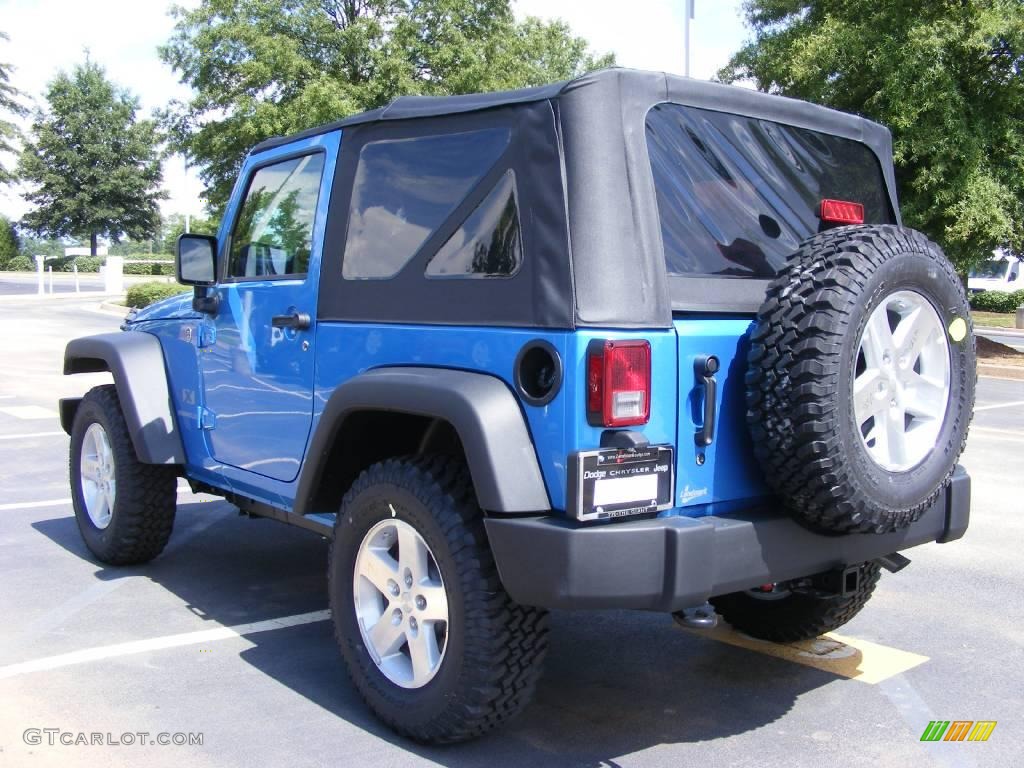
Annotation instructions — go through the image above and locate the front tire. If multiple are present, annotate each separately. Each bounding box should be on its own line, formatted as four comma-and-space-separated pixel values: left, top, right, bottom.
711, 562, 881, 643
329, 456, 548, 744
69, 385, 178, 565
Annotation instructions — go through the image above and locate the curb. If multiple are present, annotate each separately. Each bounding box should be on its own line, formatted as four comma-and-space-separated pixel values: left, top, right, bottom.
975, 324, 1024, 336
978, 363, 1024, 381
96, 300, 131, 318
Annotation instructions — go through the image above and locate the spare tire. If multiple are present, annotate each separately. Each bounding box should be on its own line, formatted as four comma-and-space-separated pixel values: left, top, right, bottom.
747, 225, 975, 533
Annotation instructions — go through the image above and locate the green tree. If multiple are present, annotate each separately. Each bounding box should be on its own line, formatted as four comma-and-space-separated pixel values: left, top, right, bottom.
0, 31, 27, 185
0, 215, 19, 268
18, 233, 73, 259
17, 59, 165, 256
719, 0, 1024, 271
157, 212, 218, 253
160, 0, 613, 212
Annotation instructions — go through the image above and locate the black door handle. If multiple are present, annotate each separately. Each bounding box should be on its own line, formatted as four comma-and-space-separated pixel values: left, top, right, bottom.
271, 312, 311, 330
694, 355, 719, 447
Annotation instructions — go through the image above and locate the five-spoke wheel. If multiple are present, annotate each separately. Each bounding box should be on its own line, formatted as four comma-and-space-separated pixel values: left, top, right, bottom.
853, 290, 951, 472
79, 422, 117, 529
353, 519, 449, 688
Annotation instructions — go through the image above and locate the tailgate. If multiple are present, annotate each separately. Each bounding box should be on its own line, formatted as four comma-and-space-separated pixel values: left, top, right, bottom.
672, 316, 769, 514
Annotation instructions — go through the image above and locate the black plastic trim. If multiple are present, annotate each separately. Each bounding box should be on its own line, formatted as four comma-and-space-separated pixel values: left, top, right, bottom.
63, 332, 185, 465
292, 367, 550, 515
59, 397, 82, 435
513, 339, 563, 407
485, 465, 970, 611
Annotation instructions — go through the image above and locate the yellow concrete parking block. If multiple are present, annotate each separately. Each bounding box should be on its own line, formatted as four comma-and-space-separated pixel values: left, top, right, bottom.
691, 624, 929, 684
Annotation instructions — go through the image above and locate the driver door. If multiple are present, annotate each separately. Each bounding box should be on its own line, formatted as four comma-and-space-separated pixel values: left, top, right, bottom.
200, 141, 332, 483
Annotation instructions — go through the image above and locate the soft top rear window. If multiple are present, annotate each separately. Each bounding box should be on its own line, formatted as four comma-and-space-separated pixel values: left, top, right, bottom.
645, 103, 893, 279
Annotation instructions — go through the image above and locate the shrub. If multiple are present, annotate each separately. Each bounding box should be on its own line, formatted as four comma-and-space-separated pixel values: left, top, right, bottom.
52, 256, 103, 273
124, 261, 174, 276
125, 281, 188, 309
969, 289, 1024, 313
5, 254, 34, 271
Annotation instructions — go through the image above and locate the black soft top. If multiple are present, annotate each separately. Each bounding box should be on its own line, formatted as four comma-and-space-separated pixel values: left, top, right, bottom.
258, 68, 900, 328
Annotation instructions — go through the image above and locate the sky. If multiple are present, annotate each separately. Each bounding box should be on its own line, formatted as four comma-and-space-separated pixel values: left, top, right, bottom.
0, 0, 750, 224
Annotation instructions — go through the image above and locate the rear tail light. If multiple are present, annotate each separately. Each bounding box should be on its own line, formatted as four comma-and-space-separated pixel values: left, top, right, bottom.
586, 340, 651, 427
820, 198, 865, 225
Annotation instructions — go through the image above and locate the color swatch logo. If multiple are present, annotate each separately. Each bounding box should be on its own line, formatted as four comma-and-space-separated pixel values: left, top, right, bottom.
920, 721, 996, 742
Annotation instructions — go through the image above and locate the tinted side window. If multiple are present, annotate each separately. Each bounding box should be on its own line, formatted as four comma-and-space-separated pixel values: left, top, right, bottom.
645, 104, 893, 278
425, 171, 521, 279
227, 153, 325, 279
342, 128, 510, 280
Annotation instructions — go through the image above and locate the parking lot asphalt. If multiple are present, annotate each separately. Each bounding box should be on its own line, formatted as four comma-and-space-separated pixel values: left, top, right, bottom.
0, 295, 1021, 768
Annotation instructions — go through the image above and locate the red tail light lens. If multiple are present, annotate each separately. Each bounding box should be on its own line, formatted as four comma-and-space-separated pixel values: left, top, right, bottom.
586, 340, 651, 427
820, 198, 865, 225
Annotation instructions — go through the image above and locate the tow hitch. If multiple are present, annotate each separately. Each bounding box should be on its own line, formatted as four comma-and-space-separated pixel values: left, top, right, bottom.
817, 565, 862, 598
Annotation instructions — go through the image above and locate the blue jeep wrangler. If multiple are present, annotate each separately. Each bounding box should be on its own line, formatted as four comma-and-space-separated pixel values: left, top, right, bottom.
60, 68, 975, 743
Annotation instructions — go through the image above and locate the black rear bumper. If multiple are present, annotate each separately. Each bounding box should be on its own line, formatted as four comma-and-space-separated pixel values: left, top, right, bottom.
484, 466, 970, 612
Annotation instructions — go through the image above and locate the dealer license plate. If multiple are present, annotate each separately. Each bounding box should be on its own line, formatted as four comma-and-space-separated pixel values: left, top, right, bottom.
568, 445, 674, 521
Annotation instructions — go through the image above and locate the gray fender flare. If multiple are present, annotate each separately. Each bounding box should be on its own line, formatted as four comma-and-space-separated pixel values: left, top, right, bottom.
62, 332, 185, 465
293, 367, 551, 515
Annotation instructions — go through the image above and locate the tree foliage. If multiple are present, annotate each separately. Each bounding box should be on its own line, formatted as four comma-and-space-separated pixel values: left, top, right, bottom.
17, 60, 165, 256
720, 0, 1024, 270
156, 212, 219, 253
0, 31, 27, 185
0, 215, 19, 267
17, 233, 69, 259
160, 0, 613, 212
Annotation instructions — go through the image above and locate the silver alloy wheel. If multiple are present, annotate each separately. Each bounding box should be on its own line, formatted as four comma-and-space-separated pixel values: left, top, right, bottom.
853, 290, 951, 472
80, 422, 116, 529
353, 518, 449, 689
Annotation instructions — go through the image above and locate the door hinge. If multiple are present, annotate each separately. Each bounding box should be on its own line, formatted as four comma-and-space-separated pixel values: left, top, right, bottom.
198, 407, 217, 430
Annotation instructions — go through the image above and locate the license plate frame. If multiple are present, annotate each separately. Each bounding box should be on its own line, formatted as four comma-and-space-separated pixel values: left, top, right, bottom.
567, 445, 675, 522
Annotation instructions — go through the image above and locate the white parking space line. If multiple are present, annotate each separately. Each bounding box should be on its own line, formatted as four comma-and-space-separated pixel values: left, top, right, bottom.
0, 487, 202, 511
970, 427, 1024, 444
0, 498, 72, 511
0, 610, 331, 680
973, 399, 1024, 412
0, 431, 66, 441
0, 405, 59, 420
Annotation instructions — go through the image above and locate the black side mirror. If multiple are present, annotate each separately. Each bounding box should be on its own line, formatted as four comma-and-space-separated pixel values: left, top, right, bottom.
176, 234, 218, 286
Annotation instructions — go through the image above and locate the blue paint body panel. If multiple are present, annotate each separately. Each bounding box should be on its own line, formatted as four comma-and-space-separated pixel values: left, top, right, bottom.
668, 317, 769, 516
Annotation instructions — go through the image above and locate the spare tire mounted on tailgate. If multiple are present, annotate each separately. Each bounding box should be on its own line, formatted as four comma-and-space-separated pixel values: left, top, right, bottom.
747, 225, 975, 533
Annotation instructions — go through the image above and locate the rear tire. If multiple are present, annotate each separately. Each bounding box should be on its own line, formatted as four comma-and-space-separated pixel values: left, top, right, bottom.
711, 562, 881, 643
69, 385, 178, 565
328, 455, 548, 744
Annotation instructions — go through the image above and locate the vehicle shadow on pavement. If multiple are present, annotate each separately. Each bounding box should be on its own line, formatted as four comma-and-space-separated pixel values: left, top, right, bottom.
34, 501, 842, 766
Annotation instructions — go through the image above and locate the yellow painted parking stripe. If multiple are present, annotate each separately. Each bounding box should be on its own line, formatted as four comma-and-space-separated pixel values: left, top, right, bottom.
688, 624, 928, 684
